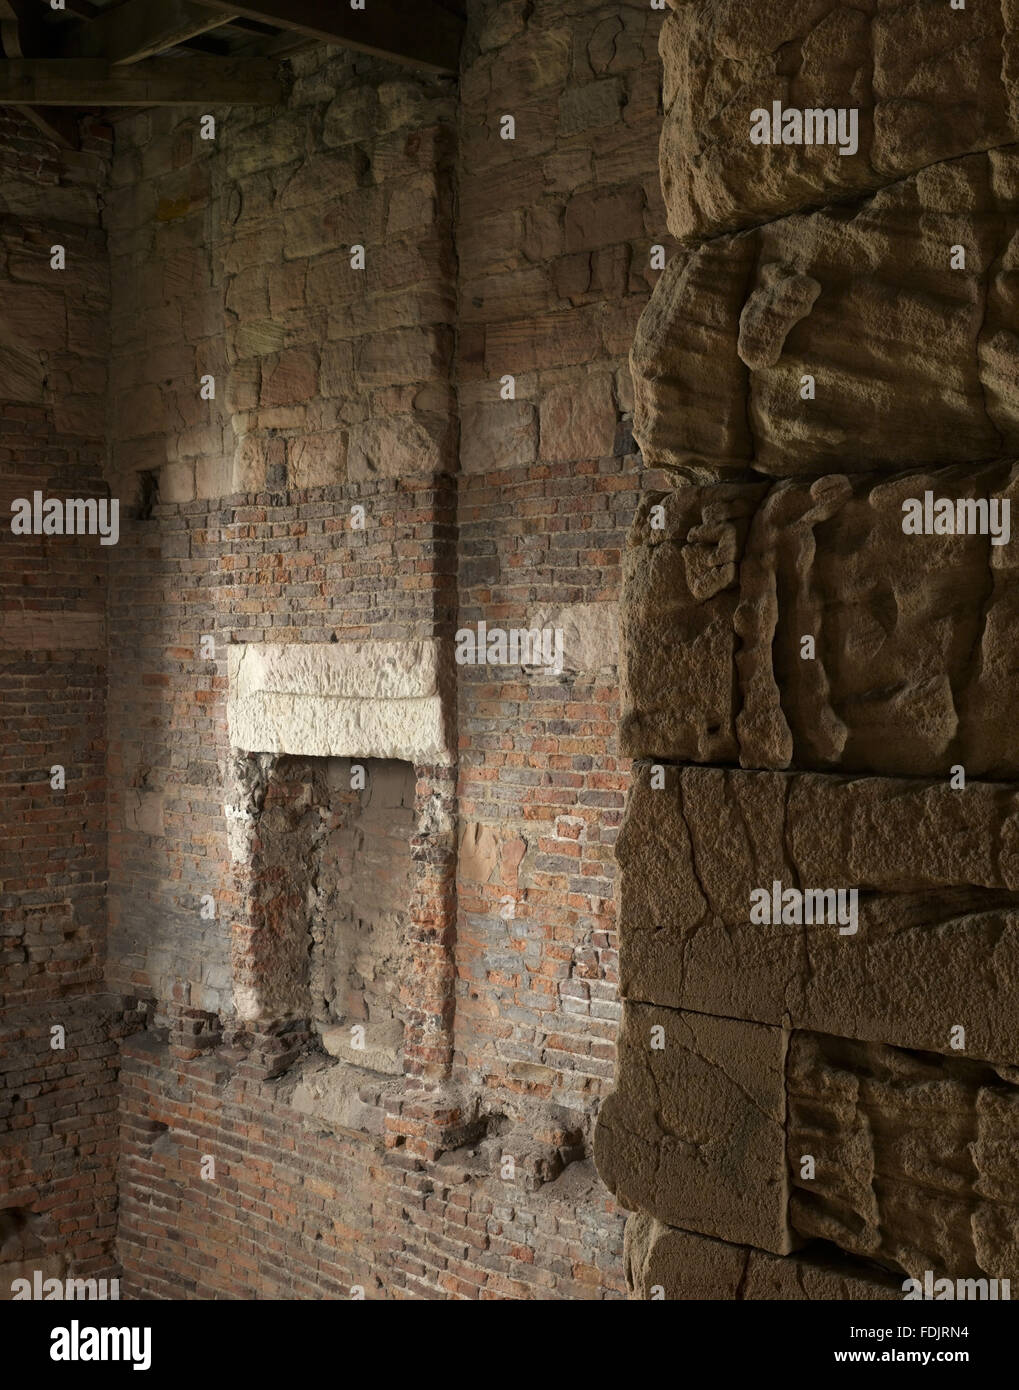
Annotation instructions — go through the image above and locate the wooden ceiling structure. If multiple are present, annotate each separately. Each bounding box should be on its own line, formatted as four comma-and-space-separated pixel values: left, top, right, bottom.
0, 0, 464, 148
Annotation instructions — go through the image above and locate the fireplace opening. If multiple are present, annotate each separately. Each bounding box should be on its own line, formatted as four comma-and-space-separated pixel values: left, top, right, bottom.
247, 755, 417, 1075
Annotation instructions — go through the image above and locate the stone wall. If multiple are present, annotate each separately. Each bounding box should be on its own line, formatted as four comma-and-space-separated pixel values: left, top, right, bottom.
0, 109, 130, 1292
594, 0, 1019, 1299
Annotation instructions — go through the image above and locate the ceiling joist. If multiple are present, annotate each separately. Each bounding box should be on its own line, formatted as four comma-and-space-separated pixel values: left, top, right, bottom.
57, 0, 238, 66
0, 0, 462, 126
189, 0, 463, 75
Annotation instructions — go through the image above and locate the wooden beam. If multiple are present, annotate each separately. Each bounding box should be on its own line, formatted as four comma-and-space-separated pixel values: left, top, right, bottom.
0, 0, 46, 58
189, 0, 462, 74
58, 0, 237, 66
0, 56, 287, 104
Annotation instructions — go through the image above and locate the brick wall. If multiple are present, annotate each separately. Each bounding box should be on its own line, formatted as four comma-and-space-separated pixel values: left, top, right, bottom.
107, 0, 675, 1300
452, 0, 669, 1125
0, 110, 123, 1288
104, 36, 460, 1016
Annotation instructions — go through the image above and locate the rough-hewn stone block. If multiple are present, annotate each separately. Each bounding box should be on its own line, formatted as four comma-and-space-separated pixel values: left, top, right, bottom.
788, 1032, 1019, 1284
624, 1212, 902, 1301
594, 1006, 792, 1252
659, 0, 1019, 241
618, 763, 1019, 1067
633, 151, 1019, 475
622, 463, 1019, 777
226, 640, 453, 763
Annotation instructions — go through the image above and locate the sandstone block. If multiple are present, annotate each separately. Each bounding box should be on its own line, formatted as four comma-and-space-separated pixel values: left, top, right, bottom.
633, 151, 1019, 475
225, 265, 268, 321
260, 348, 318, 408
0, 345, 45, 401
232, 435, 284, 493
322, 86, 378, 147
226, 640, 453, 763
232, 320, 286, 359
279, 150, 368, 209
288, 431, 345, 488
283, 188, 381, 260
124, 789, 165, 838
0, 284, 66, 351
288, 1059, 395, 1137
539, 374, 617, 462
621, 463, 1019, 777
624, 1212, 902, 1301
594, 1006, 792, 1253
460, 400, 537, 473
559, 78, 625, 135
52, 395, 104, 440
659, 0, 1019, 241
787, 1031, 1019, 1284
357, 326, 451, 388
159, 461, 195, 503
195, 452, 233, 499
565, 186, 645, 253
618, 764, 1019, 1067
528, 601, 619, 674
347, 412, 452, 481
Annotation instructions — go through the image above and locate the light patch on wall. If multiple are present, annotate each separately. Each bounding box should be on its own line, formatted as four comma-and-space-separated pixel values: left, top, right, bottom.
226, 639, 453, 763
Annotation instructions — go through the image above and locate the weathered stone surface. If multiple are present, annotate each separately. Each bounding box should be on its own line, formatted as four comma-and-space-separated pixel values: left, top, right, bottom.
320, 1020, 404, 1075
622, 463, 1019, 776
0, 285, 66, 352
159, 461, 196, 503
539, 373, 618, 462
530, 601, 619, 674
633, 150, 1019, 476
229, 693, 449, 764
621, 480, 767, 764
459, 399, 537, 473
124, 789, 165, 838
0, 345, 45, 401
226, 640, 453, 763
594, 1006, 792, 1252
624, 1212, 902, 1301
230, 640, 441, 702
788, 1032, 1019, 1284
618, 763, 1019, 1067
458, 822, 527, 887
659, 0, 1019, 241
598, 0, 1019, 1305
288, 431, 345, 488
357, 325, 451, 388
287, 1058, 397, 1137
347, 412, 452, 481
260, 348, 318, 408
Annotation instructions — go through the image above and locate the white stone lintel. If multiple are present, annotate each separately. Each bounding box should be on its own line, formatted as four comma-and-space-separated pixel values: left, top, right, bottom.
227, 639, 451, 763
